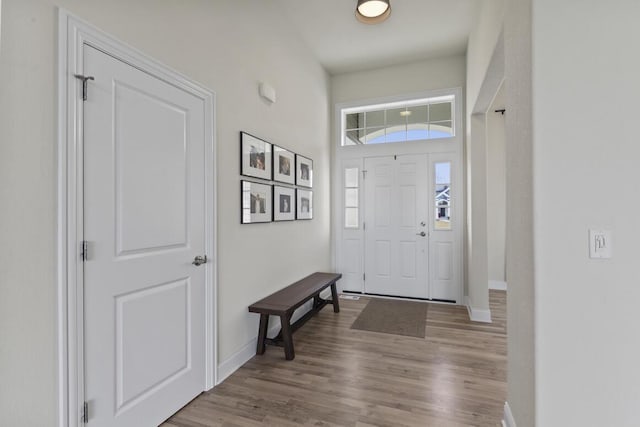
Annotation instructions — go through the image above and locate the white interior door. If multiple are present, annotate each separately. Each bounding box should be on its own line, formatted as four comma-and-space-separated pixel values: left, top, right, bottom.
83, 45, 206, 427
363, 155, 429, 298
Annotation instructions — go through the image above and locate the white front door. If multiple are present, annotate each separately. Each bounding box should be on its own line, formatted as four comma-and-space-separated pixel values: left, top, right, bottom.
363, 153, 459, 301
83, 45, 206, 427
364, 155, 429, 298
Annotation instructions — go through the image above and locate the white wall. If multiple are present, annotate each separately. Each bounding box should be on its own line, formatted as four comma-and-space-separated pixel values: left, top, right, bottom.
331, 55, 466, 105
487, 84, 506, 283
0, 2, 58, 425
467, 0, 535, 424
0, 1, 330, 425
465, 0, 506, 315
533, 0, 640, 425
504, 0, 535, 424
466, 0, 506, 113
467, 113, 490, 313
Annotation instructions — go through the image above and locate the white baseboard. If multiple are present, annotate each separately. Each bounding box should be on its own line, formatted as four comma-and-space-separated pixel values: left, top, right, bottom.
489, 280, 508, 291
502, 401, 516, 427
216, 322, 280, 385
216, 300, 315, 385
465, 296, 492, 323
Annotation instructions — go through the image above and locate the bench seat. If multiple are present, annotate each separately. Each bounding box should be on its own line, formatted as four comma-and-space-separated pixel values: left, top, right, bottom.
248, 272, 342, 360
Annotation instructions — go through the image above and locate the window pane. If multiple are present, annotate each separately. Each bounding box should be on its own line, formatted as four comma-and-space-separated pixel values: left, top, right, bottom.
345, 207, 358, 228
434, 162, 451, 230
430, 102, 452, 122
346, 129, 365, 145
345, 189, 358, 207
345, 168, 358, 188
366, 110, 385, 127
381, 127, 406, 143
435, 206, 451, 230
386, 107, 408, 126
364, 127, 386, 144
341, 96, 455, 146
435, 162, 451, 184
430, 121, 453, 138
346, 112, 364, 130
407, 105, 428, 123
407, 123, 429, 141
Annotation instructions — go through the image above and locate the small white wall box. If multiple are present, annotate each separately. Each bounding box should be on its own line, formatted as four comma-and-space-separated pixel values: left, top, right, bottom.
589, 229, 612, 259
259, 82, 276, 103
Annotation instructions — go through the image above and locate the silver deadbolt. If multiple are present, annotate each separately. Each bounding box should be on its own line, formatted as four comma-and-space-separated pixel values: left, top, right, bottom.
416, 231, 427, 237
192, 255, 207, 266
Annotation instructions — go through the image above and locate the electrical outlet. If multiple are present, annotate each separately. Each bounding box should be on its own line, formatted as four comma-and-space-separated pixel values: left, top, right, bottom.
589, 229, 612, 259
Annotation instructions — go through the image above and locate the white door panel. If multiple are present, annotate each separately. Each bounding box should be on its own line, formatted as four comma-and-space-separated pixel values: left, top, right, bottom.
399, 241, 417, 278
374, 240, 391, 277
83, 45, 206, 427
114, 82, 189, 255
115, 279, 189, 411
435, 242, 453, 280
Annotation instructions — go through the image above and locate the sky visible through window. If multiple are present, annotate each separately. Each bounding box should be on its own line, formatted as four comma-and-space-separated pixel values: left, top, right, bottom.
367, 129, 453, 144
435, 162, 450, 184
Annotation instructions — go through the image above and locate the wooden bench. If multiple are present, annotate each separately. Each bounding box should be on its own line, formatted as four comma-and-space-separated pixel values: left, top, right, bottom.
248, 272, 342, 360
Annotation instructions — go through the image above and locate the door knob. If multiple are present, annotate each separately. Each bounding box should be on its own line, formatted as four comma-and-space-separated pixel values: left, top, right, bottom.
192, 255, 207, 266
416, 231, 426, 237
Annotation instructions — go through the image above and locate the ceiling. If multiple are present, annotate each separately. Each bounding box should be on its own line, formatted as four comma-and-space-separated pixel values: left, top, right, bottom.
275, 0, 477, 75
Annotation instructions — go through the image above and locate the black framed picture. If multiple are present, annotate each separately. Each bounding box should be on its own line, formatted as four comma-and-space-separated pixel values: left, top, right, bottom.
272, 145, 295, 185
296, 188, 313, 220
241, 180, 272, 224
241, 132, 272, 180
273, 186, 295, 221
295, 154, 313, 188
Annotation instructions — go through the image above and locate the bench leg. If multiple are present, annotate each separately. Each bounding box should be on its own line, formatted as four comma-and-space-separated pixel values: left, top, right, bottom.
330, 282, 340, 313
256, 314, 269, 355
280, 314, 295, 360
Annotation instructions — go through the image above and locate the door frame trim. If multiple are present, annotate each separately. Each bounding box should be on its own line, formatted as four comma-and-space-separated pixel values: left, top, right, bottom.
332, 88, 464, 304
56, 10, 218, 427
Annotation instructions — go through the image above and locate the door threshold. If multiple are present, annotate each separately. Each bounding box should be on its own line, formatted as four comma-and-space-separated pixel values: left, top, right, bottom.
342, 290, 456, 304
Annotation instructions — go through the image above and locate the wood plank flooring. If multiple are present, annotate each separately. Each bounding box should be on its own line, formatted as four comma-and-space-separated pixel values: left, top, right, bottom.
162, 291, 507, 427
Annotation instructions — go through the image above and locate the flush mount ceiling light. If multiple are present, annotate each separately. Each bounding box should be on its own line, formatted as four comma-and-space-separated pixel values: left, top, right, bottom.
356, 0, 391, 24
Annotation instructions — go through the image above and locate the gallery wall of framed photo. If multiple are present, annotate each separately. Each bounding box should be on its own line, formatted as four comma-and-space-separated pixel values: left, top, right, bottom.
240, 131, 313, 224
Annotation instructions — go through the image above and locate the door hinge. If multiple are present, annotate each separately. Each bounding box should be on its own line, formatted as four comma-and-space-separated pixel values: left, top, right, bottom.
363, 222, 366, 230
81, 241, 89, 261
394, 155, 397, 160
81, 401, 89, 423
74, 74, 95, 101
363, 273, 366, 281
362, 170, 367, 180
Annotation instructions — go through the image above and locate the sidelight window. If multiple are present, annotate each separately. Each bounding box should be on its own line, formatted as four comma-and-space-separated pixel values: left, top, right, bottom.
434, 162, 452, 230
344, 167, 359, 228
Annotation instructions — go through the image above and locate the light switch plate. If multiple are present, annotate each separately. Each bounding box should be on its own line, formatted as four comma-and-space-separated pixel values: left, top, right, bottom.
589, 229, 612, 259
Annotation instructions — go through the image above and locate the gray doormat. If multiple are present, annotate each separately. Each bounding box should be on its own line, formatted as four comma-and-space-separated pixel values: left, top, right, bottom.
350, 298, 427, 338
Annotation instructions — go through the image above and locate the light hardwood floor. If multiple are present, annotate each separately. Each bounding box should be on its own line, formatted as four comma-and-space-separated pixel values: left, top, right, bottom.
163, 291, 507, 427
